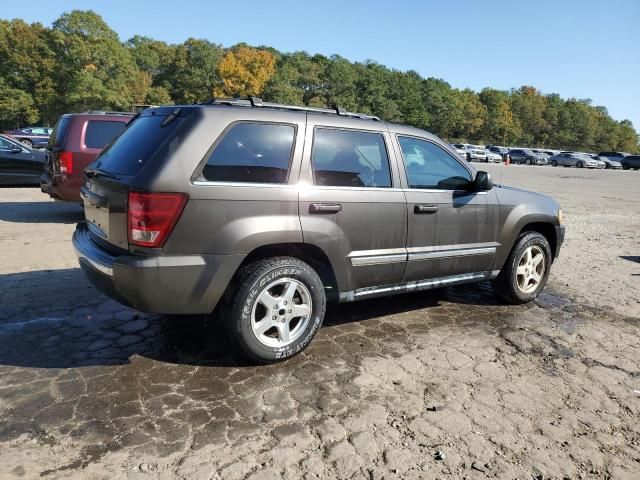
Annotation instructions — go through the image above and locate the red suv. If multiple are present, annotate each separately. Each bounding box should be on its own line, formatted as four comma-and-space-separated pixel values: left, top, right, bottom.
41, 111, 133, 202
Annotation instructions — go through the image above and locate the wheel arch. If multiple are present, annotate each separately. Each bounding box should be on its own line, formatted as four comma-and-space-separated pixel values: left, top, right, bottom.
237, 243, 340, 302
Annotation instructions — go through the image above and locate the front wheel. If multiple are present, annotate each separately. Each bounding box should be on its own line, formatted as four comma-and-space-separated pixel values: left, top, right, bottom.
20, 139, 33, 148
576, 161, 583, 168
492, 232, 552, 304
221, 256, 326, 364
551, 160, 558, 167
622, 163, 629, 170
525, 158, 532, 165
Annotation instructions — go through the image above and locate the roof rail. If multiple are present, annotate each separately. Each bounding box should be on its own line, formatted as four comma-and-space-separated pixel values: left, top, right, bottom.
202, 97, 381, 121
83, 111, 136, 116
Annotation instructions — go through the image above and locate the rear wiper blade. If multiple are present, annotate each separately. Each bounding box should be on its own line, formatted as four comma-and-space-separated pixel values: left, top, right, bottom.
160, 108, 181, 127
85, 168, 120, 180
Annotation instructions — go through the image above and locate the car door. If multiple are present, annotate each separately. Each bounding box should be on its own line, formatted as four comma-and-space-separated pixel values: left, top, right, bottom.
392, 134, 499, 282
0, 136, 41, 183
298, 115, 407, 293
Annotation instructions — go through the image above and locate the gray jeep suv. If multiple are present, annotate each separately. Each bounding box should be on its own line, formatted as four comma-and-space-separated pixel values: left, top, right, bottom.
73, 98, 565, 363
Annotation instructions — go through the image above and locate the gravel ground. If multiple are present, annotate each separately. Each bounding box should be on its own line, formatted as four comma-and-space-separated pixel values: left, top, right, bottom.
0, 166, 638, 479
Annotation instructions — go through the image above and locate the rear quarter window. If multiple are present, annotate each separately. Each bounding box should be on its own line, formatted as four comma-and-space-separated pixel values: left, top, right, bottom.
49, 117, 71, 148
85, 120, 128, 149
94, 114, 184, 176
201, 122, 296, 184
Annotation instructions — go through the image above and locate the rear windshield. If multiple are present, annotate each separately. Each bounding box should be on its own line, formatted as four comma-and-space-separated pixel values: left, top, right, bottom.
49, 117, 71, 148
85, 120, 127, 149
93, 114, 183, 176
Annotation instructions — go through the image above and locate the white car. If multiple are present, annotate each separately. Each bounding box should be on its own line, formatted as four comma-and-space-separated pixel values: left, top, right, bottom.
484, 149, 502, 163
452, 143, 486, 162
450, 144, 467, 160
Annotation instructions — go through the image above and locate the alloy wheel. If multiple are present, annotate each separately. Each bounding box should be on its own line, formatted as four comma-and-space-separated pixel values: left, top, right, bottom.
250, 277, 312, 348
516, 246, 546, 294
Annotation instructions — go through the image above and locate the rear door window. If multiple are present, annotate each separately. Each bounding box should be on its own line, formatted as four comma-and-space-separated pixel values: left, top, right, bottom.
202, 122, 295, 184
85, 120, 127, 149
312, 128, 392, 188
95, 114, 183, 176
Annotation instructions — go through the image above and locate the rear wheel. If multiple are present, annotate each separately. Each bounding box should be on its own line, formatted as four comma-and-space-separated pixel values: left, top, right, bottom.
20, 138, 32, 148
492, 232, 552, 304
576, 161, 583, 168
221, 256, 326, 364
525, 158, 532, 165
622, 163, 629, 170
551, 160, 558, 167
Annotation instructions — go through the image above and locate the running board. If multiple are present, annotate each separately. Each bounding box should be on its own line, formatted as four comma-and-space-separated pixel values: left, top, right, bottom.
338, 271, 498, 302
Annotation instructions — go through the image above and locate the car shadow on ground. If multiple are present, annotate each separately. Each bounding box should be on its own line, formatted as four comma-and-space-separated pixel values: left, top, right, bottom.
0, 201, 84, 224
0, 267, 508, 370
619, 256, 640, 276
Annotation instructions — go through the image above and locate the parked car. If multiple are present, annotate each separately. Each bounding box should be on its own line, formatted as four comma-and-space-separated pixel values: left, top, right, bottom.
508, 149, 548, 165
0, 134, 46, 185
598, 151, 630, 169
73, 99, 565, 364
586, 153, 621, 169
452, 144, 486, 162
598, 151, 630, 160
484, 149, 502, 163
3, 127, 53, 148
41, 111, 134, 203
621, 155, 640, 170
451, 144, 467, 159
487, 145, 510, 160
549, 152, 604, 168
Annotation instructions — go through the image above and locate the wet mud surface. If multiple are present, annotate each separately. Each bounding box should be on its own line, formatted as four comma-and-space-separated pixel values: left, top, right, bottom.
1, 268, 638, 479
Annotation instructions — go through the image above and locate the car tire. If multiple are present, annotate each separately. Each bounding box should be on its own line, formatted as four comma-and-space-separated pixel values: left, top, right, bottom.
491, 231, 552, 304
220, 256, 326, 364
525, 158, 532, 165
576, 161, 583, 168
20, 139, 32, 148
551, 160, 558, 167
622, 163, 629, 170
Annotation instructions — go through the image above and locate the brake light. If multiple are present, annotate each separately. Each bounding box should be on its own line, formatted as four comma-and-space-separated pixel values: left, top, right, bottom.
128, 192, 188, 248
59, 151, 73, 174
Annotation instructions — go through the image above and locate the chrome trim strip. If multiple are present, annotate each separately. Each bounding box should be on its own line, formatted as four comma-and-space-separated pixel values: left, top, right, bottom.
351, 253, 407, 267
409, 246, 496, 262
342, 271, 491, 300
406, 242, 499, 254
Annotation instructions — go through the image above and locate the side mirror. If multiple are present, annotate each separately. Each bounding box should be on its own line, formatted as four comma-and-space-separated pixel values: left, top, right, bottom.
474, 171, 493, 191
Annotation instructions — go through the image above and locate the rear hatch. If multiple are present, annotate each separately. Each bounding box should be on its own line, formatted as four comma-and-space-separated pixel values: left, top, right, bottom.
81, 108, 186, 252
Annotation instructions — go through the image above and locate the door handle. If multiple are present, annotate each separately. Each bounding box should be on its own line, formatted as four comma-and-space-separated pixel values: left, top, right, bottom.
414, 204, 438, 214
309, 203, 342, 214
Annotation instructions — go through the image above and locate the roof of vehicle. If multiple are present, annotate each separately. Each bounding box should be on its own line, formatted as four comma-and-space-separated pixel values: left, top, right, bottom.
61, 111, 135, 118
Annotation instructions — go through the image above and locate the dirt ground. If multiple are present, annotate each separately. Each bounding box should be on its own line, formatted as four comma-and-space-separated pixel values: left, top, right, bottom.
0, 165, 638, 479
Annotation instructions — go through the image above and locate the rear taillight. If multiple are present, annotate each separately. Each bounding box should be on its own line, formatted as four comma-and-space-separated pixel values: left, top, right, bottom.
59, 151, 73, 174
127, 192, 188, 248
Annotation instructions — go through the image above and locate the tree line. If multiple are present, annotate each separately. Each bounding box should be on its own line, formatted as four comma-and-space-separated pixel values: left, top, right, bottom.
1, 10, 638, 153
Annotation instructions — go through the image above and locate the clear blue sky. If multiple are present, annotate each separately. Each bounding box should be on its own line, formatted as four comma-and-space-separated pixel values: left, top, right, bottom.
4, 0, 639, 128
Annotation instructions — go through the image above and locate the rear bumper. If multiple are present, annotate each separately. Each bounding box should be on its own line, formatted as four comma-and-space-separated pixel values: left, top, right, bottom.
40, 171, 82, 203
72, 223, 245, 314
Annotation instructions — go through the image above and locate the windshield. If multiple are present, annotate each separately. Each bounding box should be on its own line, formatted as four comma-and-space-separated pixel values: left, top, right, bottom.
93, 114, 184, 176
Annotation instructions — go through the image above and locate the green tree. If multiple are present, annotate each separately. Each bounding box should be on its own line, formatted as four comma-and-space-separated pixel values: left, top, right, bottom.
50, 10, 138, 113
165, 38, 223, 103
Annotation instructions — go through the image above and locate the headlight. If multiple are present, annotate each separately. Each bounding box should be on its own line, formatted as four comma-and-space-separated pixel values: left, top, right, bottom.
557, 209, 563, 225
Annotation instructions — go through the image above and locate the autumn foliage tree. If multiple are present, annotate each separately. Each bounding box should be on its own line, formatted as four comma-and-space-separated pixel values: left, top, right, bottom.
0, 10, 637, 153
214, 46, 275, 98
